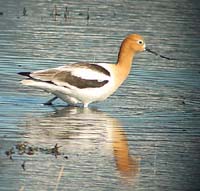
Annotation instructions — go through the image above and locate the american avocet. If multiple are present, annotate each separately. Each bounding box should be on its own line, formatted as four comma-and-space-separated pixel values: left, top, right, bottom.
18, 34, 170, 107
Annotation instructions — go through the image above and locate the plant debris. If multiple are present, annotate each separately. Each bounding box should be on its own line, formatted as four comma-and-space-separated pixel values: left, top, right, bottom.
51, 143, 62, 158
64, 156, 69, 160
5, 147, 15, 160
5, 142, 66, 160
4, 142, 68, 171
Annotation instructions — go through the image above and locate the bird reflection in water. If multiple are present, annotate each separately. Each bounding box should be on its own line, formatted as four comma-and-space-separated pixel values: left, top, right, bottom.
21, 106, 140, 184
112, 125, 140, 183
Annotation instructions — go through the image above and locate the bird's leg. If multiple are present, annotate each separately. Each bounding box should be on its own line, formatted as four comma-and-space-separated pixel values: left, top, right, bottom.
44, 96, 58, 105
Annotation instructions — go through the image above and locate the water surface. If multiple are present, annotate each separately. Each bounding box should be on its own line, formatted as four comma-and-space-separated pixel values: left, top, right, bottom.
0, 0, 199, 190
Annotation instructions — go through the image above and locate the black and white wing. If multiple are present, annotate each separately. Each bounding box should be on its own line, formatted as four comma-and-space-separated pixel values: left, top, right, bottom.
18, 63, 111, 89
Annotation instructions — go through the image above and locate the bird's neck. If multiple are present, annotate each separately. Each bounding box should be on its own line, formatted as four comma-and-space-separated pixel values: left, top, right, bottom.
115, 44, 135, 83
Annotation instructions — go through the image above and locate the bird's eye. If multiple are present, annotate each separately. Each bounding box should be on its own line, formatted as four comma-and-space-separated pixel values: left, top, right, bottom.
138, 40, 143, 45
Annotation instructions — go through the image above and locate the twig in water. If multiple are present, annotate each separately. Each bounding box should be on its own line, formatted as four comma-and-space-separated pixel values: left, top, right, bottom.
87, 8, 90, 25
54, 166, 64, 191
21, 161, 26, 171
19, 186, 24, 191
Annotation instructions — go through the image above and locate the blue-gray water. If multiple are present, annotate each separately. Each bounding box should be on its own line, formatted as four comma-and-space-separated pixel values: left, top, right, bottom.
0, 0, 199, 191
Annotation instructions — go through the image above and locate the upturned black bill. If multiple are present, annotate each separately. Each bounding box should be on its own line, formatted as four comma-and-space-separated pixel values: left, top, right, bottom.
146, 48, 175, 60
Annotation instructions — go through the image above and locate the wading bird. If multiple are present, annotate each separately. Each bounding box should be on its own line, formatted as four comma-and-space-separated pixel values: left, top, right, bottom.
18, 34, 172, 107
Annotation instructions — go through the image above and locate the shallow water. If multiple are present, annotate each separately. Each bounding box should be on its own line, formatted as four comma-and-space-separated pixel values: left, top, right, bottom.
0, 0, 200, 191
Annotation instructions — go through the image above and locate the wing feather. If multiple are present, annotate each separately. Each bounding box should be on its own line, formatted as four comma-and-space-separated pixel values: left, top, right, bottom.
30, 69, 59, 81
26, 63, 111, 89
